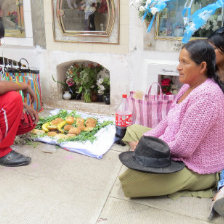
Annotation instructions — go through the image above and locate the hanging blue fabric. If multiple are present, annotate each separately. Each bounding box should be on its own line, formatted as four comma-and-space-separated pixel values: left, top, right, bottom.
143, 0, 155, 21
182, 0, 194, 25
147, 15, 156, 32
182, 0, 224, 43
143, 0, 172, 32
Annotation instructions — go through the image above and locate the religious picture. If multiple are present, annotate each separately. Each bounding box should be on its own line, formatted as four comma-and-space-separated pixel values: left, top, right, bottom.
60, 0, 108, 32
0, 0, 25, 37
157, 0, 224, 39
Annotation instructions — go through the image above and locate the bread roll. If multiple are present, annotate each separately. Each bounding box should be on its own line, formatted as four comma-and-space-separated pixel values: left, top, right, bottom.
76, 117, 85, 126
64, 125, 73, 131
85, 118, 97, 128
68, 127, 81, 135
47, 131, 57, 137
66, 116, 74, 125
51, 118, 64, 125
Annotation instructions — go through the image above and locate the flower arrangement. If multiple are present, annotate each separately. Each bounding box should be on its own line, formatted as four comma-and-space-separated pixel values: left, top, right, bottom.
131, 0, 222, 43
160, 76, 180, 95
65, 63, 103, 102
53, 62, 110, 103
96, 68, 110, 96
200, 15, 219, 32
161, 78, 172, 95
130, 0, 153, 23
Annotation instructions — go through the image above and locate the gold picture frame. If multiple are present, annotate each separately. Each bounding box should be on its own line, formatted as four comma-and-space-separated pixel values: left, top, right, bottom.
2, 0, 25, 38
52, 0, 120, 44
155, 0, 224, 41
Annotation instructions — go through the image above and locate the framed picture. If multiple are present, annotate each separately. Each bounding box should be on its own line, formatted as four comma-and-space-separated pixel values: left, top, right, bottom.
52, 0, 120, 44
0, 0, 25, 38
155, 0, 224, 40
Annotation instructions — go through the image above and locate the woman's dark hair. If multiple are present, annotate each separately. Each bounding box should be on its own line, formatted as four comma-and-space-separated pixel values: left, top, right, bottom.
208, 26, 224, 54
0, 18, 5, 39
183, 39, 224, 93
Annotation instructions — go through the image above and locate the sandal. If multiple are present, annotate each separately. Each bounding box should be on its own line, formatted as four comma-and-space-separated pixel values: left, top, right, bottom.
209, 186, 224, 219
213, 187, 224, 216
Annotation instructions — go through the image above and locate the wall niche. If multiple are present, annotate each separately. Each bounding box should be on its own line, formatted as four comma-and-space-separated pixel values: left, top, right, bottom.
56, 60, 110, 105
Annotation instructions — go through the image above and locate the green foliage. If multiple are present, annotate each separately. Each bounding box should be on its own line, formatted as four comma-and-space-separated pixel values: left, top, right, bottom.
35, 110, 113, 143
67, 63, 103, 102
58, 120, 113, 143
102, 77, 110, 95
52, 63, 110, 102
35, 110, 77, 129
139, 10, 153, 23
52, 75, 68, 92
137, 0, 153, 23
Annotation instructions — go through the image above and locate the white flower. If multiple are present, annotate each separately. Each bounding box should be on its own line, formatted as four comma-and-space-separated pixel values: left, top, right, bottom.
213, 20, 217, 26
139, 6, 145, 12
97, 69, 109, 79
150, 7, 158, 15
188, 22, 197, 32
213, 25, 219, 31
146, 0, 152, 6
130, 0, 141, 7
198, 10, 213, 21
97, 78, 104, 85
97, 84, 105, 94
98, 89, 104, 94
130, 0, 134, 6
205, 23, 210, 30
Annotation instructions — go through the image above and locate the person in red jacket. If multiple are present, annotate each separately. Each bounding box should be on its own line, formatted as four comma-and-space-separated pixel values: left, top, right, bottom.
0, 82, 39, 167
0, 17, 39, 167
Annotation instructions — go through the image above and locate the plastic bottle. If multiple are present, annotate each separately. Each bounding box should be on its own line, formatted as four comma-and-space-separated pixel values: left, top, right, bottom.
114, 94, 132, 146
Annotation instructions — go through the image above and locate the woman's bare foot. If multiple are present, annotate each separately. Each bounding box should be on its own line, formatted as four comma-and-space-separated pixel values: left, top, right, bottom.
129, 141, 139, 151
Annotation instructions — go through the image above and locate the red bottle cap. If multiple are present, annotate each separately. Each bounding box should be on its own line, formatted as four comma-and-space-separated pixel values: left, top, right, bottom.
122, 94, 127, 98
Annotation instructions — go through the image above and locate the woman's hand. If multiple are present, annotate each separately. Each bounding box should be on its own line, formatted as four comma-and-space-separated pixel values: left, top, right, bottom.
129, 141, 139, 151
22, 84, 36, 103
23, 103, 39, 124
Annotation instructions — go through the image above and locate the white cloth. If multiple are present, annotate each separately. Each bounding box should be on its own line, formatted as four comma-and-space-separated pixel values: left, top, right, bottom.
35, 109, 115, 159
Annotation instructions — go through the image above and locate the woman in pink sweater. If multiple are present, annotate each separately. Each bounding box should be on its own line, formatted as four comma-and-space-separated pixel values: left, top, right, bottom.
119, 39, 224, 198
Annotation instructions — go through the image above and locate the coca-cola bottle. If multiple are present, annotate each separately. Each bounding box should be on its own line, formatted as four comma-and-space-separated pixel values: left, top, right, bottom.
115, 94, 132, 146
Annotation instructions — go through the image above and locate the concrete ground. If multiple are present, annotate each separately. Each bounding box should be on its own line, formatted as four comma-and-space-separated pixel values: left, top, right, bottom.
1, 110, 224, 224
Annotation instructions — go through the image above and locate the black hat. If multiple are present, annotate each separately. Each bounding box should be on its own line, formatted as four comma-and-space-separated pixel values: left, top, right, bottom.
119, 136, 185, 174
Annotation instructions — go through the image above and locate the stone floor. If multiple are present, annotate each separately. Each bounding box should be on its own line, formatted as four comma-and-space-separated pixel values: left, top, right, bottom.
0, 143, 224, 224
0, 110, 224, 224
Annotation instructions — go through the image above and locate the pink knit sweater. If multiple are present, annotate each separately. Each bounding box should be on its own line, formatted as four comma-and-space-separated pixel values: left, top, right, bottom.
144, 79, 224, 174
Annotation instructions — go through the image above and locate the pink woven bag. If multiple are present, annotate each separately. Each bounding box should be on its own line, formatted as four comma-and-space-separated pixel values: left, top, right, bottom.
128, 83, 176, 128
